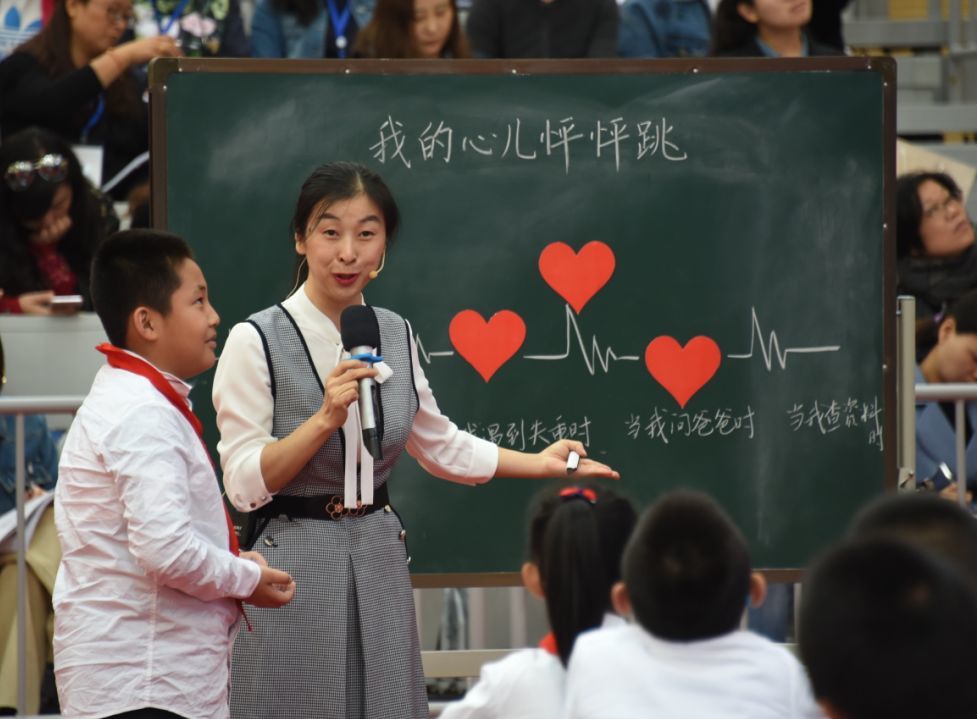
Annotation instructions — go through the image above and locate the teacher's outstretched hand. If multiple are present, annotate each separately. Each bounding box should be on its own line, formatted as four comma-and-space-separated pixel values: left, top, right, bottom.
497, 439, 620, 480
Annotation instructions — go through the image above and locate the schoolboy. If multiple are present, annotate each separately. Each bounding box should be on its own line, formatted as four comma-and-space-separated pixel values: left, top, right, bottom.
799, 536, 977, 719
53, 230, 295, 719
563, 489, 821, 718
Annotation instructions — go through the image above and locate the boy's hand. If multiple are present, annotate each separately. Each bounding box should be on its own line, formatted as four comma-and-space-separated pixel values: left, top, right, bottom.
246, 565, 295, 608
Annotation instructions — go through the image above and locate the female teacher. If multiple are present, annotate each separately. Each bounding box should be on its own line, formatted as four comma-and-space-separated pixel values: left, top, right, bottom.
213, 161, 618, 719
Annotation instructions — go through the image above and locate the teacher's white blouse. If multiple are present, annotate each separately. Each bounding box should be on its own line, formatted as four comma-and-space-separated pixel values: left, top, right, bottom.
213, 286, 499, 511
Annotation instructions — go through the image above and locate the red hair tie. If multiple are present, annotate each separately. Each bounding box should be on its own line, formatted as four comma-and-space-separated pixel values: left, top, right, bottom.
559, 486, 597, 504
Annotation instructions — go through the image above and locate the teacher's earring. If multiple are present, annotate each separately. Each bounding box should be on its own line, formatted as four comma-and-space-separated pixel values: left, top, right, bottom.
369, 252, 386, 280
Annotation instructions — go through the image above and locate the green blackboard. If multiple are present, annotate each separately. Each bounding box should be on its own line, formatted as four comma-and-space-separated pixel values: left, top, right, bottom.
150, 57, 897, 579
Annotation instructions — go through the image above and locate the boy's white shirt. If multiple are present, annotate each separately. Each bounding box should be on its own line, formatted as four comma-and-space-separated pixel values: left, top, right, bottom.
53, 361, 262, 719
563, 623, 825, 719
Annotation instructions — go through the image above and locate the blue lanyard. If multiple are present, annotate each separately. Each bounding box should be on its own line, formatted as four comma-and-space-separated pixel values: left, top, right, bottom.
151, 0, 191, 36
81, 95, 105, 143
326, 0, 351, 58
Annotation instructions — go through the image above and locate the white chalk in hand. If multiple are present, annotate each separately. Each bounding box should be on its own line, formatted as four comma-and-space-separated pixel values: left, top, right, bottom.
566, 450, 580, 473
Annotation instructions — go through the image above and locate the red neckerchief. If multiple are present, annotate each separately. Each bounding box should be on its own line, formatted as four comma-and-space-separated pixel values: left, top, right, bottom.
538, 632, 558, 656
97, 343, 251, 629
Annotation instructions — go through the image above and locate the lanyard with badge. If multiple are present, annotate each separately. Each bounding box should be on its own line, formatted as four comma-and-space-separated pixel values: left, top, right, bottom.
73, 95, 105, 189
326, 0, 350, 57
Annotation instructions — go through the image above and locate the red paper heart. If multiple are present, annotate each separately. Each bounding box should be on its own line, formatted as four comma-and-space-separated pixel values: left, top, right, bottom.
644, 336, 721, 408
538, 241, 616, 314
449, 310, 527, 383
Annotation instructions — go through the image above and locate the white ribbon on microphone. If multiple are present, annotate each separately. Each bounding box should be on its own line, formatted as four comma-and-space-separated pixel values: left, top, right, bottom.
340, 359, 393, 508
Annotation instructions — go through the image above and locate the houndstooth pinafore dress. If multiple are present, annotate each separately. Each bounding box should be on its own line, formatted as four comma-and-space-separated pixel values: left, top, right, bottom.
229, 303, 426, 719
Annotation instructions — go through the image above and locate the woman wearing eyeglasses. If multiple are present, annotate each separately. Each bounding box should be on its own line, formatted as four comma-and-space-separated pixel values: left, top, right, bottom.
897, 172, 977, 356
0, 0, 180, 200
0, 128, 118, 315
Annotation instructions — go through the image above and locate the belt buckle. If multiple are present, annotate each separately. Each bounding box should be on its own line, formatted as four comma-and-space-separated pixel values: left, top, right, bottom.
325, 496, 344, 521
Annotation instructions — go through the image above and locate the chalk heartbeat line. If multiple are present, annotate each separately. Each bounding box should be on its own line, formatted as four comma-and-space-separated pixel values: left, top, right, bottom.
414, 335, 455, 364
523, 304, 640, 375
727, 307, 840, 371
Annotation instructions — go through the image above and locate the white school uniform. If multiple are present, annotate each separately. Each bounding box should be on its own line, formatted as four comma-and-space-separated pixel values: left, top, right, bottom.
564, 624, 824, 719
53, 360, 262, 719
441, 614, 627, 719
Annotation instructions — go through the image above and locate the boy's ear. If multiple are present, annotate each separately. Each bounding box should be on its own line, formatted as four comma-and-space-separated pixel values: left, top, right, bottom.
129, 306, 160, 344
611, 581, 631, 617
736, 2, 759, 24
521, 561, 544, 599
749, 571, 767, 609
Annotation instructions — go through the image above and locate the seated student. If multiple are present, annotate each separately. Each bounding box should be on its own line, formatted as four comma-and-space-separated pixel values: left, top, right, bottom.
353, 0, 470, 58
0, 128, 117, 314
0, 331, 62, 715
896, 171, 977, 331
441, 483, 637, 719
850, 492, 977, 586
618, 0, 711, 58
465, 0, 617, 58
53, 229, 296, 719
251, 0, 375, 58
564, 489, 822, 719
0, 0, 180, 200
914, 289, 977, 497
711, 0, 838, 57
799, 537, 977, 719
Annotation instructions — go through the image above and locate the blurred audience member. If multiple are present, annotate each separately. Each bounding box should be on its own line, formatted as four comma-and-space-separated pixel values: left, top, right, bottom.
0, 128, 117, 315
618, 0, 710, 58
353, 0, 468, 58
0, 0, 179, 199
466, 0, 617, 58
0, 332, 61, 715
711, 0, 837, 57
913, 289, 977, 498
897, 171, 977, 327
127, 0, 250, 58
252, 0, 374, 57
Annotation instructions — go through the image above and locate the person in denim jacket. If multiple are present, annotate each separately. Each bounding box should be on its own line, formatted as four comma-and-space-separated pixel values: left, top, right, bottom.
0, 415, 58, 514
618, 0, 710, 58
251, 0, 375, 57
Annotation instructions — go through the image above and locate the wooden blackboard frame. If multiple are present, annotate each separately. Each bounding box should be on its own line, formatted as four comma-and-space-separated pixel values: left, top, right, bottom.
148, 57, 897, 586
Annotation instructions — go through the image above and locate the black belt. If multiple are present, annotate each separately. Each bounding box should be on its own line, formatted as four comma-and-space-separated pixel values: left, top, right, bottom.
256, 484, 391, 521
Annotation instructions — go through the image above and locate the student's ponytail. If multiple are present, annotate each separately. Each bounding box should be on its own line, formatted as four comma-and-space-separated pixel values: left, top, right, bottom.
541, 496, 606, 665
528, 485, 637, 666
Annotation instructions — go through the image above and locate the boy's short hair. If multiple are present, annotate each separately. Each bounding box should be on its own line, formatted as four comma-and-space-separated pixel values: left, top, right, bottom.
622, 489, 750, 641
91, 230, 193, 348
799, 537, 977, 719
850, 492, 977, 587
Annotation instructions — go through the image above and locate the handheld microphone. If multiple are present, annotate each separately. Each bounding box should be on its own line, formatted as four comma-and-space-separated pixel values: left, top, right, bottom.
340, 305, 382, 460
